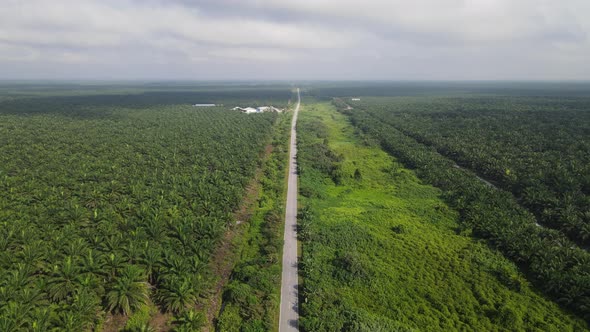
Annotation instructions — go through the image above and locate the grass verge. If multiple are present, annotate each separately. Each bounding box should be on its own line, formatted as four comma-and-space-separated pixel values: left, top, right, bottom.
214, 111, 292, 331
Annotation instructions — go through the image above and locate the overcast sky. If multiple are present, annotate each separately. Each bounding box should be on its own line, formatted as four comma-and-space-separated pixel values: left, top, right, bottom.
1, 0, 589, 80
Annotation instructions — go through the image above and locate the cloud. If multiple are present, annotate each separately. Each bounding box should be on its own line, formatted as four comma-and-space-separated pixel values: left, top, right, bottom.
0, 0, 588, 79
0, 0, 359, 49
0, 43, 38, 62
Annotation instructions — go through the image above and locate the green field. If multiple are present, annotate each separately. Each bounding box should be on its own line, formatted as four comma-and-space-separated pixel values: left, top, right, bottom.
297, 101, 586, 331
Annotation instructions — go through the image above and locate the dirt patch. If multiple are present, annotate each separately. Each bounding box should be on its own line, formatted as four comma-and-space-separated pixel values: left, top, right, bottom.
102, 314, 127, 332
149, 312, 172, 331
265, 144, 274, 156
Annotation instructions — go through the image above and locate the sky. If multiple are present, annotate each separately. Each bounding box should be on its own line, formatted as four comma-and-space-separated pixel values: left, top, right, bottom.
1, 0, 589, 80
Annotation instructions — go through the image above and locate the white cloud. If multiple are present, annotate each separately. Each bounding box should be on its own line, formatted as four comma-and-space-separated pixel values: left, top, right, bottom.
0, 0, 359, 51
0, 43, 38, 61
208, 47, 303, 62
252, 0, 589, 44
0, 0, 588, 79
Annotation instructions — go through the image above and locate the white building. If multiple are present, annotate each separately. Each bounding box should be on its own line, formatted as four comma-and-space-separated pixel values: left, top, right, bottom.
232, 106, 284, 114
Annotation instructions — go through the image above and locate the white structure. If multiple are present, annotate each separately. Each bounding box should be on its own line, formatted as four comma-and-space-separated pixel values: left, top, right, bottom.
193, 103, 216, 107
232, 106, 284, 114
351, 98, 361, 101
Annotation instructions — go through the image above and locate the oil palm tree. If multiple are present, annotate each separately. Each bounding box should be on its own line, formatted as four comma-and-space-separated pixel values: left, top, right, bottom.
173, 309, 205, 331
18, 241, 46, 273
28, 307, 53, 332
47, 256, 79, 302
71, 289, 100, 328
0, 308, 21, 332
80, 249, 105, 276
105, 265, 150, 315
105, 252, 125, 279
55, 310, 85, 332
139, 244, 161, 285
156, 276, 197, 314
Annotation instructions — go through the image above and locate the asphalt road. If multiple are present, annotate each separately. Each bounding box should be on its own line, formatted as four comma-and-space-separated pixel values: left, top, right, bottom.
279, 88, 300, 332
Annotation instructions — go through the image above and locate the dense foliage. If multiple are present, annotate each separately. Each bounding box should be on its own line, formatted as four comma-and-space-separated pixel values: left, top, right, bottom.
349, 96, 590, 246
0, 81, 292, 98
217, 112, 291, 331
0, 94, 278, 329
297, 103, 587, 331
335, 98, 590, 323
0, 88, 290, 116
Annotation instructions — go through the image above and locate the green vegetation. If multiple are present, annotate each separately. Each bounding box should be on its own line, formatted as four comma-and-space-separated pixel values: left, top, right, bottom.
349, 96, 590, 245
0, 82, 293, 103
4, 81, 589, 331
216, 110, 292, 331
0, 86, 289, 330
336, 97, 590, 324
307, 81, 590, 99
297, 102, 587, 331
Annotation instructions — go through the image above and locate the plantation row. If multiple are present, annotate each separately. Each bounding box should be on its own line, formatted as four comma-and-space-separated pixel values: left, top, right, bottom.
349, 96, 590, 246
337, 102, 590, 323
0, 104, 277, 330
